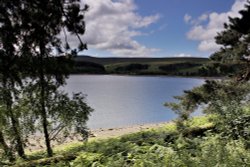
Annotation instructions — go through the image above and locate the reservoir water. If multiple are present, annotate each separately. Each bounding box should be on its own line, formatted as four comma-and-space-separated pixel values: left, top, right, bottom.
65, 75, 204, 129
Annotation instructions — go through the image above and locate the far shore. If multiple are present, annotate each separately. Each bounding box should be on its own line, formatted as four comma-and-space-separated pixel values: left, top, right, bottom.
26, 121, 173, 152
69, 73, 225, 80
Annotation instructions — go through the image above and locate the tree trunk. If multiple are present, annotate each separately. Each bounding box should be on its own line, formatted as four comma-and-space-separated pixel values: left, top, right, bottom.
0, 130, 15, 162
3, 81, 26, 159
41, 100, 53, 157
9, 109, 26, 159
39, 43, 53, 157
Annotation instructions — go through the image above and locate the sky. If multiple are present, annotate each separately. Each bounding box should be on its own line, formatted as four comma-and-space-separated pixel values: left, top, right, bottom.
75, 0, 247, 58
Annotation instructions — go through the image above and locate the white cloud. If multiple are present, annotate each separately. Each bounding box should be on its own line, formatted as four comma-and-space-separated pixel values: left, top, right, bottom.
186, 0, 246, 52
184, 14, 192, 24
198, 14, 209, 23
184, 13, 208, 25
198, 40, 221, 52
173, 53, 196, 57
74, 0, 160, 57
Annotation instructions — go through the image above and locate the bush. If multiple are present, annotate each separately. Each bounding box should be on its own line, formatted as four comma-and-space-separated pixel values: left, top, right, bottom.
72, 152, 102, 167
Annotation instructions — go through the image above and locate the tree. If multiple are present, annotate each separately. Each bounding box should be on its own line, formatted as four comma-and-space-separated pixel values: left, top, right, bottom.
0, 107, 15, 162
18, 0, 89, 157
0, 0, 27, 159
166, 1, 250, 140
22, 81, 93, 148
17, 0, 89, 157
0, 0, 91, 159
211, 1, 250, 81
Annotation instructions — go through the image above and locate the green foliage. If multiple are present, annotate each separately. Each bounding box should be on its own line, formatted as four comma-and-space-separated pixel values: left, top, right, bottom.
166, 80, 250, 145
13, 116, 250, 167
210, 1, 250, 80
72, 152, 102, 167
0, 0, 91, 160
169, 135, 250, 167
22, 82, 93, 142
164, 4, 250, 167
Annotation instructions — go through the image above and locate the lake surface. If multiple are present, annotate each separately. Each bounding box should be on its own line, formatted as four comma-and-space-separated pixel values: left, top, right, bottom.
65, 75, 204, 129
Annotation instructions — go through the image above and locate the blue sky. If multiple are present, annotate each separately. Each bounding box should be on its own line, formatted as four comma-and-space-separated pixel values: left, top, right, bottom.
78, 0, 246, 57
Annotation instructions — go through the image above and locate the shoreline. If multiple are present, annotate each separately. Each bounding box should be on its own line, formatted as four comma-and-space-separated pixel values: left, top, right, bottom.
26, 121, 173, 152
89, 121, 173, 139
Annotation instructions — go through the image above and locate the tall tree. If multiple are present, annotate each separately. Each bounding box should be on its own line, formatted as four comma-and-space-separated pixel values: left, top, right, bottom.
211, 1, 250, 81
0, 0, 26, 159
0, 105, 15, 161
18, 0, 88, 157
166, 1, 250, 140
0, 0, 90, 158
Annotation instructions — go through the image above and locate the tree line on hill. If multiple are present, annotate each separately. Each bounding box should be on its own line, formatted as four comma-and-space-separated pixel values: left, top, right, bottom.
72, 59, 242, 77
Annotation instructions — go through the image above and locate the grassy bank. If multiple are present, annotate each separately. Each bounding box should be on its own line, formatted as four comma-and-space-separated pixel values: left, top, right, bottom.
7, 116, 210, 166
6, 115, 250, 166
5, 116, 250, 167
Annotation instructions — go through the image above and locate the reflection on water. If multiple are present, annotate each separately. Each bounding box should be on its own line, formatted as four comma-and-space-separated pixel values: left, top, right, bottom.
64, 75, 204, 129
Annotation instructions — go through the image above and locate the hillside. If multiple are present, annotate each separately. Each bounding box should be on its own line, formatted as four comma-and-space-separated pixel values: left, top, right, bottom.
73, 56, 210, 76
74, 55, 209, 65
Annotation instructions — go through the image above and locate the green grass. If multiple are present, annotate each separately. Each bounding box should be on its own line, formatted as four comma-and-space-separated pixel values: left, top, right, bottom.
10, 115, 250, 166
11, 116, 218, 167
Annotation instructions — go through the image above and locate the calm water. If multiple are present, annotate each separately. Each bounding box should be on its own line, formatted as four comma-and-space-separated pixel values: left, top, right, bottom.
64, 75, 204, 129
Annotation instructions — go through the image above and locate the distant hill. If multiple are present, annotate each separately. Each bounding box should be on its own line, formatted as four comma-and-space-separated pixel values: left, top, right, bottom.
74, 55, 208, 65
73, 55, 211, 76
